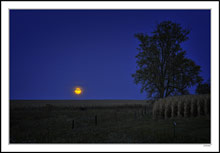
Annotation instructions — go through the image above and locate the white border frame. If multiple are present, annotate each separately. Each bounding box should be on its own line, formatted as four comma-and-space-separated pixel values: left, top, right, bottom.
1, 1, 219, 152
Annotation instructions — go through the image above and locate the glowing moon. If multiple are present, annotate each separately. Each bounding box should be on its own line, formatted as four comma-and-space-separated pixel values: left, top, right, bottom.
74, 87, 82, 95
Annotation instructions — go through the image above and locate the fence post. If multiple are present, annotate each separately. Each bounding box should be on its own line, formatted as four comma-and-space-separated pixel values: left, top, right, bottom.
145, 106, 147, 115
114, 111, 117, 122
173, 121, 176, 141
72, 120, 75, 129
47, 127, 50, 142
134, 111, 137, 120
197, 101, 201, 117
95, 115, 97, 126
142, 109, 144, 117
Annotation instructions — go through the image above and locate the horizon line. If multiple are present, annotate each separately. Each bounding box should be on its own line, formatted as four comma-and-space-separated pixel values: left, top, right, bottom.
10, 99, 148, 101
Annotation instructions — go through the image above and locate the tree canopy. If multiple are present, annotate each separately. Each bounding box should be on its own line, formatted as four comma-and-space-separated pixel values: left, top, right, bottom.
132, 21, 203, 99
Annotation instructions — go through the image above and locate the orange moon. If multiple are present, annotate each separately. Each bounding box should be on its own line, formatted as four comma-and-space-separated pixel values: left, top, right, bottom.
74, 87, 82, 95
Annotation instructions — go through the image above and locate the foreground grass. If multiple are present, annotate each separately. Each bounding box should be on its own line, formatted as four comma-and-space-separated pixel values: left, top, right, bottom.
10, 101, 210, 143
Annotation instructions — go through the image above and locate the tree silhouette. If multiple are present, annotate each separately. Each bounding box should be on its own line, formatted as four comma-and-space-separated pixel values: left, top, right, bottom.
132, 21, 203, 99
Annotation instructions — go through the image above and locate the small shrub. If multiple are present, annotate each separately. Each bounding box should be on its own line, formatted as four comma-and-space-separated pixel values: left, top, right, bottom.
196, 83, 210, 95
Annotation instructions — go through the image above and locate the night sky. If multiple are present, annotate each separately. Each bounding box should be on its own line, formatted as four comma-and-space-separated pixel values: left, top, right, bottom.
10, 10, 210, 100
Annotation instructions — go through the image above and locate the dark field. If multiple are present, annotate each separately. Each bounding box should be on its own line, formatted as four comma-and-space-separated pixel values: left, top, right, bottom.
10, 99, 210, 143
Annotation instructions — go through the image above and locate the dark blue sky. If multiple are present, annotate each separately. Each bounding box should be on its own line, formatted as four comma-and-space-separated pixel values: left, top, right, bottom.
10, 10, 210, 100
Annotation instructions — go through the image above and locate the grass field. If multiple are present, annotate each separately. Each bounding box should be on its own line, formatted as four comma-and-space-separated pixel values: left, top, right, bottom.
10, 98, 210, 143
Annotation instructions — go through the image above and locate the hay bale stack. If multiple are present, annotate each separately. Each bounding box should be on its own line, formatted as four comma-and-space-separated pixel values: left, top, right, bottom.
152, 94, 210, 119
